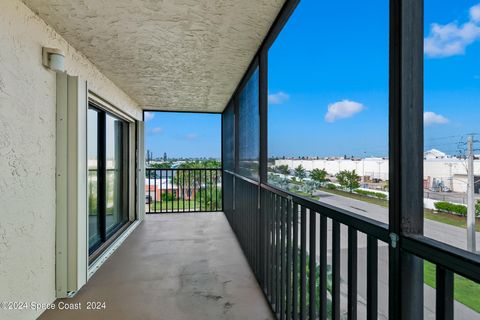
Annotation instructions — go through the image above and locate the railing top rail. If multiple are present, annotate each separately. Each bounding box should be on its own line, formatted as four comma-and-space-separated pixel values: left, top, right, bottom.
224, 169, 389, 242
224, 169, 260, 186
403, 234, 480, 283
261, 179, 390, 242
146, 167, 222, 171
224, 170, 480, 283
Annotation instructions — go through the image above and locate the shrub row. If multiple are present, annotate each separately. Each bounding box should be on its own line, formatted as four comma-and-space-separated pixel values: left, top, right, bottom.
354, 189, 388, 200
325, 183, 337, 190
434, 201, 468, 216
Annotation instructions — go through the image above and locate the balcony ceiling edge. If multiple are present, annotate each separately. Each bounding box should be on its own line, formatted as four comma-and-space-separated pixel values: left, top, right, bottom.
23, 0, 286, 113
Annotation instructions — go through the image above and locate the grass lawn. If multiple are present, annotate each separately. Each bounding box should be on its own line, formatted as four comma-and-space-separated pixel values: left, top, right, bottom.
424, 261, 480, 313
424, 210, 480, 232
315, 187, 480, 311
318, 187, 480, 231
319, 187, 389, 207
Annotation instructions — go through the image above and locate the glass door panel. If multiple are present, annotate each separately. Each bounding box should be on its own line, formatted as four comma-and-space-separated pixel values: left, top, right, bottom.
105, 114, 129, 236
88, 105, 130, 258
88, 108, 101, 253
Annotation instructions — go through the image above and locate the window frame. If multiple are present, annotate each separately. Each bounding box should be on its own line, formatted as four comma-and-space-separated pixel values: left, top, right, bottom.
88, 101, 132, 259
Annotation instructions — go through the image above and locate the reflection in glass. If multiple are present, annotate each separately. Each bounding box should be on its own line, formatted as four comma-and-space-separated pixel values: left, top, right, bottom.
88, 106, 130, 256
238, 67, 260, 180
105, 114, 129, 235
88, 109, 101, 252
222, 103, 235, 171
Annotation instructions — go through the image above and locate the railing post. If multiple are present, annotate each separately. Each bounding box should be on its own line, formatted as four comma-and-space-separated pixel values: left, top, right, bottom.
389, 0, 424, 319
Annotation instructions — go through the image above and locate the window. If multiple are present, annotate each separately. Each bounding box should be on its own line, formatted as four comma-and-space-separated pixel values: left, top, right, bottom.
88, 108, 101, 250
88, 105, 130, 255
238, 67, 260, 180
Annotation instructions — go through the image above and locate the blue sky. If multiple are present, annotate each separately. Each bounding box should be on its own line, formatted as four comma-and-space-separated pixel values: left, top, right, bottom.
145, 112, 221, 159
146, 0, 480, 159
268, 0, 480, 157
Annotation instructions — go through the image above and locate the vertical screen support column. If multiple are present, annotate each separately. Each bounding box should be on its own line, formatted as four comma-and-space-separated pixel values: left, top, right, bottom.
389, 0, 424, 319
259, 44, 268, 289
259, 49, 268, 184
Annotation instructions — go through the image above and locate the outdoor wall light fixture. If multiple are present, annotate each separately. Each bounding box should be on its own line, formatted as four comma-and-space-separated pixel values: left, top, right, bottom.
42, 47, 65, 72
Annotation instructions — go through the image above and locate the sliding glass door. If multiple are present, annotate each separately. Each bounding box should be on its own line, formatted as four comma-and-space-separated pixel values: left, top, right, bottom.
88, 105, 129, 255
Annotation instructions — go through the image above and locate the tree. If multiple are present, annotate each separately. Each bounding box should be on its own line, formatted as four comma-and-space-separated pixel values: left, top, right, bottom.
174, 162, 221, 206
268, 173, 289, 190
301, 180, 317, 196
276, 165, 290, 175
311, 168, 327, 185
294, 165, 306, 180
336, 170, 360, 193
150, 162, 173, 169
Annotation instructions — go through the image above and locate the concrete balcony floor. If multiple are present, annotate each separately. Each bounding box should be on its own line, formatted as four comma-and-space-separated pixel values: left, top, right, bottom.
40, 212, 273, 320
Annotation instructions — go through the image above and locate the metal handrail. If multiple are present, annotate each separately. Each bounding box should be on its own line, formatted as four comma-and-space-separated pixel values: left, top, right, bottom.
226, 169, 480, 280
403, 234, 480, 283
224, 169, 389, 242
145, 168, 222, 214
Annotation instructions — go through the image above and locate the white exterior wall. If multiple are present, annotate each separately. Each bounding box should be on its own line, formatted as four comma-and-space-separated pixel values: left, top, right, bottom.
452, 175, 469, 194
275, 158, 480, 193
0, 0, 141, 319
422, 159, 480, 192
275, 158, 390, 180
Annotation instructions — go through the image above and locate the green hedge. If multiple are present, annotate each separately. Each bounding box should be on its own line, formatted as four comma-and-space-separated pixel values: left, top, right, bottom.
354, 189, 388, 200
434, 201, 467, 216
326, 183, 337, 190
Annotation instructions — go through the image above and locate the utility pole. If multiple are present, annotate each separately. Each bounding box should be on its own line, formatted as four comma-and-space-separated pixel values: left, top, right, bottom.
446, 162, 453, 190
467, 135, 476, 252
377, 161, 382, 181
362, 151, 366, 184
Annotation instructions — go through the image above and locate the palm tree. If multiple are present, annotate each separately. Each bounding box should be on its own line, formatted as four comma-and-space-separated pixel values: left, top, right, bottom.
276, 164, 290, 175
311, 168, 327, 185
294, 165, 306, 180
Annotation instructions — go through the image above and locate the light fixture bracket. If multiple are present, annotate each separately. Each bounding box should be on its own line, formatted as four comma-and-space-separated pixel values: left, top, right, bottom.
42, 47, 65, 72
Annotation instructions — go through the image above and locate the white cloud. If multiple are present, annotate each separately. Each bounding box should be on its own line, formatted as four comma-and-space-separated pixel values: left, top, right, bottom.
144, 112, 154, 121
268, 91, 289, 105
424, 3, 480, 58
151, 127, 163, 134
424, 111, 449, 126
325, 100, 365, 123
471, 4, 480, 22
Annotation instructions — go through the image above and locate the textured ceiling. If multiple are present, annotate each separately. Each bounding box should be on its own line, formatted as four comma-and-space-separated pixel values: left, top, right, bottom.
23, 0, 285, 112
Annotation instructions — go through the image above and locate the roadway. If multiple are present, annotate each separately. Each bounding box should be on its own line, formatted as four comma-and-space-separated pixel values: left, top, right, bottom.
302, 190, 480, 319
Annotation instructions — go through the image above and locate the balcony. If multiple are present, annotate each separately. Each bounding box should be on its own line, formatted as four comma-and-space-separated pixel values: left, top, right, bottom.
37, 167, 480, 319
2, 0, 480, 319
39, 212, 273, 320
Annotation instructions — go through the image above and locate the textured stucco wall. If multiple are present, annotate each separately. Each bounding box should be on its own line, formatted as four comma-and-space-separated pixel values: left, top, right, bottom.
22, 0, 285, 112
0, 0, 141, 319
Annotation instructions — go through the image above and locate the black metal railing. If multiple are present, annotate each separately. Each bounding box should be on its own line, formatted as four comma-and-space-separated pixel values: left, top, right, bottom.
145, 168, 222, 213
223, 170, 480, 320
